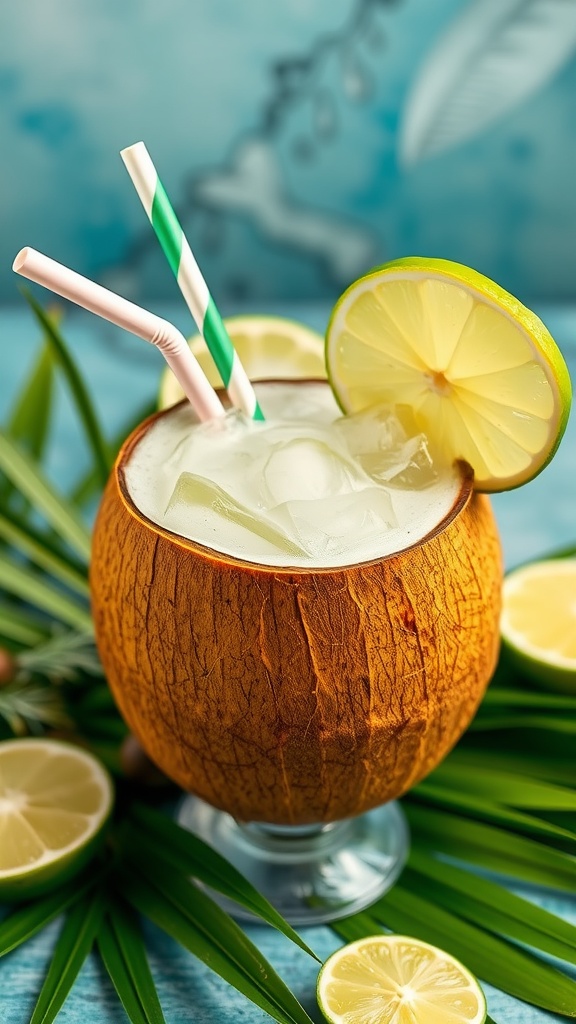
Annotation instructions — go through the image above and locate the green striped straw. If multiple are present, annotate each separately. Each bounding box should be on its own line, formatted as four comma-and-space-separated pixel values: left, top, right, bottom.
121, 142, 264, 421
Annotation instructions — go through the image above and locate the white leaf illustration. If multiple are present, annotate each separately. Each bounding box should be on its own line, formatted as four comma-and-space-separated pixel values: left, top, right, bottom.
195, 140, 375, 281
400, 0, 576, 166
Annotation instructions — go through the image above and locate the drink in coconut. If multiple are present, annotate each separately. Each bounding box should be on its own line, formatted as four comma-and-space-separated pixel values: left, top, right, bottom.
91, 376, 502, 921
14, 246, 569, 924
103, 377, 501, 819
90, 258, 571, 923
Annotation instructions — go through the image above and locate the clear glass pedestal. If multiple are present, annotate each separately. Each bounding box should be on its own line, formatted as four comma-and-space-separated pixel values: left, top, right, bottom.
177, 795, 409, 926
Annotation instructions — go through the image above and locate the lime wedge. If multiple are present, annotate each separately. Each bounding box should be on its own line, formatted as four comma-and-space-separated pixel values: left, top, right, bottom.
159, 314, 326, 408
501, 558, 576, 691
317, 935, 486, 1024
0, 738, 113, 901
326, 257, 572, 492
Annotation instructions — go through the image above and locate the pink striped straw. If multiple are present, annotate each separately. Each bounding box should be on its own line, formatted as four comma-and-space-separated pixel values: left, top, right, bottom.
13, 247, 225, 422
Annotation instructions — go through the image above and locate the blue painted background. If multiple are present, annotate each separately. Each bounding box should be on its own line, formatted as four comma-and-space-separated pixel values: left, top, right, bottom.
1, 0, 576, 307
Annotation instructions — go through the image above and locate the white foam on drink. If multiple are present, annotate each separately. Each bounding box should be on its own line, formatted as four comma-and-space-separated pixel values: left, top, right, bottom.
124, 382, 462, 568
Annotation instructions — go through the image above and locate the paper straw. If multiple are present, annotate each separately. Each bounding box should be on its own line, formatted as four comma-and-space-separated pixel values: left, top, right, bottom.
13, 247, 225, 423
120, 141, 265, 421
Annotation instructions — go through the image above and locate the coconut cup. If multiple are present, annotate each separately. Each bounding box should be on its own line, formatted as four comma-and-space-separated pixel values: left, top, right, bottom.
90, 386, 503, 827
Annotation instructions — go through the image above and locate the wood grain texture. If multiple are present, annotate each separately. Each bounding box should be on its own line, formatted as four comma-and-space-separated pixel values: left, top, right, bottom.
90, 414, 503, 826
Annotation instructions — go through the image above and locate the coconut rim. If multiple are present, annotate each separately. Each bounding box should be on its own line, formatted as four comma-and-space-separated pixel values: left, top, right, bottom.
112, 379, 476, 576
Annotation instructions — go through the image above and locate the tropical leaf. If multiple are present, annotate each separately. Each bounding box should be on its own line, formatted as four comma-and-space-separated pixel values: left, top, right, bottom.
0, 432, 91, 562
407, 854, 576, 964
470, 714, 576, 734
21, 288, 111, 487
547, 541, 576, 560
430, 761, 576, 809
128, 804, 317, 959
5, 339, 54, 458
0, 552, 92, 632
445, 747, 576, 788
481, 688, 576, 710
0, 510, 89, 599
98, 901, 166, 1024
29, 888, 106, 1024
405, 803, 576, 890
0, 875, 94, 957
0, 602, 49, 647
70, 397, 156, 510
400, 0, 576, 165
413, 781, 576, 841
121, 864, 314, 1024
0, 338, 53, 514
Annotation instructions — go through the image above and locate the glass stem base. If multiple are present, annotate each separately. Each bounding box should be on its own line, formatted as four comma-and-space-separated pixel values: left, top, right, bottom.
176, 796, 409, 926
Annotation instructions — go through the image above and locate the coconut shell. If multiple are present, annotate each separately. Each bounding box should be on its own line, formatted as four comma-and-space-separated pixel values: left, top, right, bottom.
90, 408, 502, 826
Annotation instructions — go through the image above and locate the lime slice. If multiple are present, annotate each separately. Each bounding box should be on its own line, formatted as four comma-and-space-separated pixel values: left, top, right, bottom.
0, 738, 114, 901
317, 935, 486, 1024
159, 314, 326, 408
326, 257, 572, 492
501, 558, 576, 691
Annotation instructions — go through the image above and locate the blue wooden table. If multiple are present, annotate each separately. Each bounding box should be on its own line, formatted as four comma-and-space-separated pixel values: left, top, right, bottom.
1, 302, 575, 1023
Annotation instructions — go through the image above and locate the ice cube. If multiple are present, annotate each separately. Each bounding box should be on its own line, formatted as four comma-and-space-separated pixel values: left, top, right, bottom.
336, 405, 438, 489
161, 409, 252, 493
270, 487, 397, 559
335, 404, 403, 455
166, 471, 309, 558
261, 438, 360, 506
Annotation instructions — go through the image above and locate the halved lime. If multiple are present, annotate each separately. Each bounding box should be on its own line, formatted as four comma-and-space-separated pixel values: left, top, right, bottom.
501, 558, 576, 691
0, 738, 114, 901
159, 314, 326, 408
317, 935, 486, 1024
326, 257, 571, 492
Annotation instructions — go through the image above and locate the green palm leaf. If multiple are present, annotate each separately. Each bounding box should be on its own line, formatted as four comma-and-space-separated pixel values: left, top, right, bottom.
70, 398, 156, 509
408, 850, 576, 956
0, 603, 49, 647
404, 804, 576, 890
413, 781, 576, 841
5, 339, 54, 459
0, 338, 53, 514
29, 888, 106, 1024
97, 900, 166, 1024
430, 761, 576, 810
0, 432, 91, 562
470, 714, 576, 733
482, 688, 576, 710
0, 875, 94, 957
128, 804, 317, 959
438, 748, 576, 789
404, 864, 576, 967
0, 510, 89, 598
0, 552, 92, 632
120, 863, 314, 1024
21, 289, 111, 487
